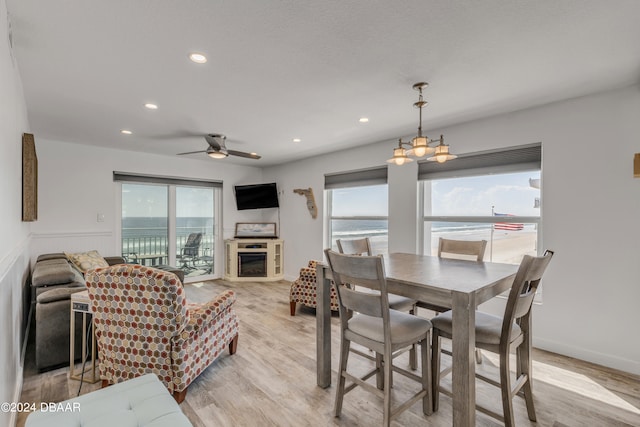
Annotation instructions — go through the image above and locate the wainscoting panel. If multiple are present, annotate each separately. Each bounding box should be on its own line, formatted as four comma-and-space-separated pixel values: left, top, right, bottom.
0, 238, 31, 427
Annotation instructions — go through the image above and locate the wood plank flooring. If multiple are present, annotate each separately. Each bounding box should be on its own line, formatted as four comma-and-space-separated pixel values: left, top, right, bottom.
17, 279, 640, 426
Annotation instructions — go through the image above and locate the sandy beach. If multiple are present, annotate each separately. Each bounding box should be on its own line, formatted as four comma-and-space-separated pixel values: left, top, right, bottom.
366, 228, 537, 265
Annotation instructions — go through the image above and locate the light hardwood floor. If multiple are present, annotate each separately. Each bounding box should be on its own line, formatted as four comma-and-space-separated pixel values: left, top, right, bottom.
18, 279, 640, 426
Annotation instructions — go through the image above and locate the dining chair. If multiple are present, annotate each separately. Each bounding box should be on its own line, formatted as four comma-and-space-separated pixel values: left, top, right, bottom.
431, 250, 554, 427
325, 249, 432, 427
418, 237, 487, 363
418, 238, 487, 315
337, 238, 419, 369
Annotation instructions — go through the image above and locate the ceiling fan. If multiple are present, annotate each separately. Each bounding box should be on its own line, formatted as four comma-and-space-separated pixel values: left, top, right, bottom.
177, 133, 261, 160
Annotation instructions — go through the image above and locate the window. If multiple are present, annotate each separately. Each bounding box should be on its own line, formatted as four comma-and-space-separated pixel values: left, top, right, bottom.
115, 172, 222, 281
325, 167, 388, 254
419, 144, 541, 265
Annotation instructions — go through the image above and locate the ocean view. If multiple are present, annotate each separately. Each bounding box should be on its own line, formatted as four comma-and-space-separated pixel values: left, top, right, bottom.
122, 217, 537, 266
330, 219, 537, 264
121, 217, 214, 259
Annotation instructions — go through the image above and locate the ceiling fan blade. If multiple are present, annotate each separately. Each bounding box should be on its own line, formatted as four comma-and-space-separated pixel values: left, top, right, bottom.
176, 150, 208, 155
228, 149, 261, 160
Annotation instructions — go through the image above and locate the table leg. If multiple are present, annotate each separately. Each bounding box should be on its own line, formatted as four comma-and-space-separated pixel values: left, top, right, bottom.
69, 307, 75, 377
451, 291, 476, 427
316, 265, 331, 388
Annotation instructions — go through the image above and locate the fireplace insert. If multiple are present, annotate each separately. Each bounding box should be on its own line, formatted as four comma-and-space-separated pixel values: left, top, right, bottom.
237, 252, 267, 277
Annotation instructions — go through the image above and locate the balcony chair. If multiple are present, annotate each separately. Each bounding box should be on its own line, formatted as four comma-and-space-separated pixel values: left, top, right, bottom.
289, 260, 339, 315
85, 264, 239, 403
337, 237, 419, 369
177, 232, 203, 270
431, 250, 554, 427
325, 250, 432, 426
417, 237, 487, 363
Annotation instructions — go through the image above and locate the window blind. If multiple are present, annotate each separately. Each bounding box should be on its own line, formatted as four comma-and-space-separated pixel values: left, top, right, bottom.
418, 143, 541, 180
324, 166, 387, 189
113, 172, 222, 188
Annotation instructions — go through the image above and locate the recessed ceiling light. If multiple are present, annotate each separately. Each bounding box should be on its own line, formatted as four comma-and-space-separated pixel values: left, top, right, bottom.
120, 130, 132, 135
144, 103, 158, 110
189, 52, 207, 64
293, 138, 301, 143
359, 117, 369, 123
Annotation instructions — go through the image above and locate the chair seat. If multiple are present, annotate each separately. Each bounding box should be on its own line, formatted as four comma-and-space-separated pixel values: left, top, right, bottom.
388, 294, 417, 311
348, 309, 432, 345
431, 310, 522, 345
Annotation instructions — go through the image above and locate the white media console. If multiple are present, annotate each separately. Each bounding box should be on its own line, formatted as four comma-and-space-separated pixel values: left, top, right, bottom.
224, 239, 284, 282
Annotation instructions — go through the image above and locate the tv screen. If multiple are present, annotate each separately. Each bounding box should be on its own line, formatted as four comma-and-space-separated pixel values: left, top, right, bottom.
234, 183, 279, 210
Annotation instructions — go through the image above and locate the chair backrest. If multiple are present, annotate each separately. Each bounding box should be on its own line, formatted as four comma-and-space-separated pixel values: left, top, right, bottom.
182, 232, 203, 256
501, 250, 554, 342
85, 264, 188, 378
438, 237, 487, 261
324, 249, 389, 321
336, 238, 373, 256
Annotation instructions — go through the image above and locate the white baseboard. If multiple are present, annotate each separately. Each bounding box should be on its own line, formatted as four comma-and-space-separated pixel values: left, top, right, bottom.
534, 336, 640, 376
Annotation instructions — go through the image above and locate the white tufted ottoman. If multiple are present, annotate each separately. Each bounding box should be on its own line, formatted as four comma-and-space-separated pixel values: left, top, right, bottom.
25, 374, 192, 427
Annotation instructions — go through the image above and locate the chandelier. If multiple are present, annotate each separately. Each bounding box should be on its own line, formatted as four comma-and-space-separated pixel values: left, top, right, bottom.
387, 82, 457, 165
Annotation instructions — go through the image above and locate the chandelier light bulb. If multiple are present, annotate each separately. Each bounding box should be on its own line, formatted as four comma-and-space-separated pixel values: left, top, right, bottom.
387, 144, 413, 165
427, 137, 457, 163
411, 135, 433, 157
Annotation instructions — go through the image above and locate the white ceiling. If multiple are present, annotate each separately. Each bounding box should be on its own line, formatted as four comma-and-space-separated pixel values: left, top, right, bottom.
7, 0, 640, 167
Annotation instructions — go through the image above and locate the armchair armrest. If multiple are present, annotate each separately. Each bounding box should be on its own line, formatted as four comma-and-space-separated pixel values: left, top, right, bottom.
187, 290, 236, 331
307, 260, 326, 269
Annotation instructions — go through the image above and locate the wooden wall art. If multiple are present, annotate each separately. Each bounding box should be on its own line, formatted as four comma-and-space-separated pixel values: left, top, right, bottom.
22, 133, 38, 221
293, 188, 317, 219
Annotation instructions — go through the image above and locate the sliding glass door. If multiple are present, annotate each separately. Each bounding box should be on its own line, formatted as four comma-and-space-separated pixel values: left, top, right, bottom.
118, 177, 220, 281
175, 186, 214, 275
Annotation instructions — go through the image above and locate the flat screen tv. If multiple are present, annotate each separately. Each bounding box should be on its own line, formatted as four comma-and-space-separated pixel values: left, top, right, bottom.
234, 183, 279, 210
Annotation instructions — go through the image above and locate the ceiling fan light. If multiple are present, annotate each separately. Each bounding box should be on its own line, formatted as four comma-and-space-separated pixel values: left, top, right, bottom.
208, 151, 228, 159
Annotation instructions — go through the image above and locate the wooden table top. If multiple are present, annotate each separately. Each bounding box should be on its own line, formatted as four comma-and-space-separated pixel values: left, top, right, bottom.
383, 252, 518, 294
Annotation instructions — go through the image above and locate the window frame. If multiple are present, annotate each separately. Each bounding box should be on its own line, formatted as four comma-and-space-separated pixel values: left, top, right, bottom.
418, 144, 543, 300
114, 172, 222, 281
324, 167, 389, 253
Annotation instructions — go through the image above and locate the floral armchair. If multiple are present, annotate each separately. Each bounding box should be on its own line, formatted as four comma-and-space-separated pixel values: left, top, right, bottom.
289, 260, 339, 315
85, 264, 239, 403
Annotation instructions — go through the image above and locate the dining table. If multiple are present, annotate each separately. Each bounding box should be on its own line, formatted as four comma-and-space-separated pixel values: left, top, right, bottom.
316, 252, 519, 427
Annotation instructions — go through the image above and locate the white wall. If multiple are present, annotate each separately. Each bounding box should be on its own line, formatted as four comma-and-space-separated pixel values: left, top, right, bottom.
30, 140, 265, 271
0, 1, 32, 425
266, 85, 640, 375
